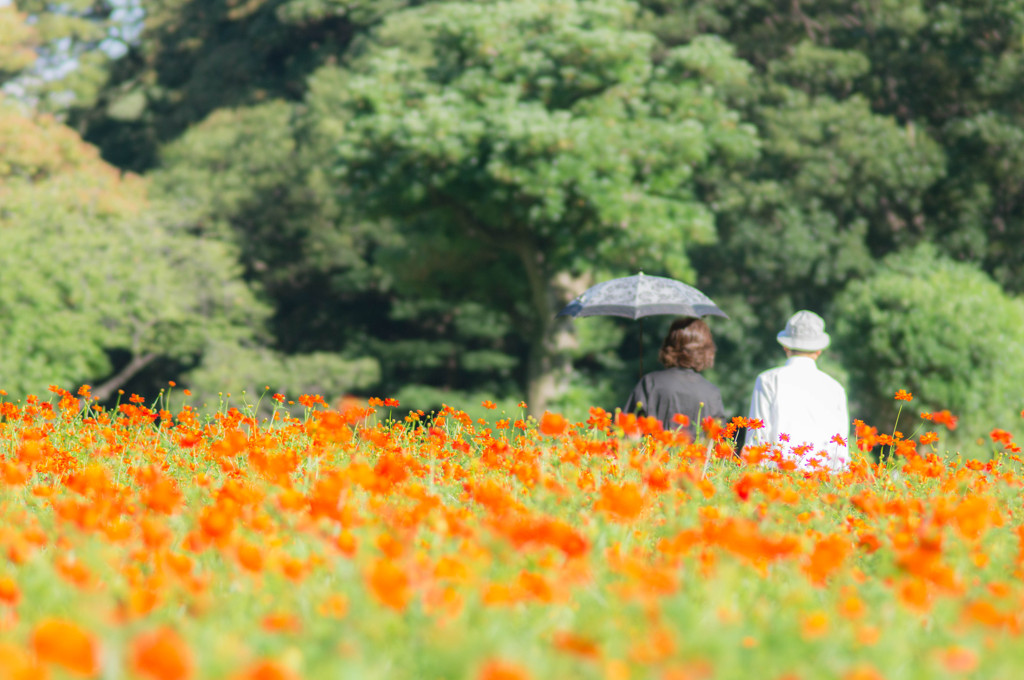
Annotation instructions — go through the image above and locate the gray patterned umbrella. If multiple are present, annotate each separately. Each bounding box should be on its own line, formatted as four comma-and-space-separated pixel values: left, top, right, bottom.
557, 273, 727, 378
557, 273, 727, 320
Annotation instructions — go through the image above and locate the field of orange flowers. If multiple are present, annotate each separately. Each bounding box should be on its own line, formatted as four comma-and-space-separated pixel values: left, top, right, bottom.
0, 385, 1022, 680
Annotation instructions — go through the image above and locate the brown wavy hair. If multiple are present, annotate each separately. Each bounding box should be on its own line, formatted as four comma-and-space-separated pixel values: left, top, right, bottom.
658, 317, 716, 372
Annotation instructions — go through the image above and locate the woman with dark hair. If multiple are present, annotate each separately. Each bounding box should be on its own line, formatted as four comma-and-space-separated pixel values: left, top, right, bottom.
624, 317, 726, 437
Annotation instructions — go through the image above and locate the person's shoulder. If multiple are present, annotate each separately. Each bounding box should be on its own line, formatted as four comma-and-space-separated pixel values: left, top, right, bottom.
692, 370, 719, 386
755, 364, 786, 381
818, 370, 847, 392
637, 369, 674, 387
689, 372, 721, 396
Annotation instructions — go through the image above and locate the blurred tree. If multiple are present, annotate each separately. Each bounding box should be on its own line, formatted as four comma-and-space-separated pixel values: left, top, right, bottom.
0, 97, 269, 399
26, 0, 1024, 424
148, 99, 538, 412
0, 5, 38, 82
1, 3, 382, 406
147, 100, 395, 405
693, 82, 945, 415
7, 0, 127, 112
640, 0, 1024, 415
633, 1, 947, 414
57, 0, 434, 171
832, 245, 1024, 454
308, 0, 758, 413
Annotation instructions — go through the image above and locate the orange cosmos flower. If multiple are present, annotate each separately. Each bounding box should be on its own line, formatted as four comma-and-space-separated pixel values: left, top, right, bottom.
587, 407, 612, 429
843, 665, 885, 680
800, 610, 829, 639
375, 533, 405, 559
961, 599, 1016, 631
16, 439, 44, 465
855, 626, 880, 647
318, 593, 349, 619
952, 496, 1002, 542
477, 659, 532, 680
990, 428, 1015, 447
643, 466, 671, 491
54, 556, 95, 590
924, 409, 958, 429
672, 413, 691, 428
518, 571, 555, 603
894, 389, 912, 401
0, 577, 20, 606
733, 471, 768, 501
0, 641, 45, 680
896, 578, 933, 613
366, 558, 410, 611
539, 412, 569, 437
129, 628, 194, 680
31, 618, 99, 677
197, 505, 235, 542
593, 481, 645, 522
551, 631, 600, 660
236, 542, 265, 573
702, 416, 725, 441
261, 612, 301, 634
232, 660, 300, 680
614, 412, 640, 436
434, 556, 470, 582
335, 531, 358, 557
1, 462, 29, 487
839, 595, 866, 620
628, 626, 675, 664
637, 416, 663, 435
802, 534, 852, 586
141, 474, 184, 514
938, 646, 979, 673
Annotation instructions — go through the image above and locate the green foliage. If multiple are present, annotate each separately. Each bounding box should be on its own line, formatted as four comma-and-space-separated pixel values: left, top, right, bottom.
832, 245, 1024, 453
8, 0, 120, 111
148, 100, 401, 399
308, 0, 758, 411
277, 0, 431, 26
67, 0, 430, 171
636, 0, 1024, 419
366, 298, 524, 413
691, 87, 944, 414
642, 0, 1024, 290
12, 0, 1024, 430
0, 5, 37, 82
184, 342, 380, 411
0, 100, 272, 400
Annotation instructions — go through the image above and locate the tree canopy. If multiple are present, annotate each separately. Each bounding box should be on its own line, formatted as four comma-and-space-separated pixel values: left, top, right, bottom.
307, 0, 758, 411
833, 245, 1024, 451
4, 0, 1024, 449
0, 97, 266, 400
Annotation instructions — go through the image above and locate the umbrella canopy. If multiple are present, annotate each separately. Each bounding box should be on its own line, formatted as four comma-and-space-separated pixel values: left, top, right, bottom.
558, 273, 727, 320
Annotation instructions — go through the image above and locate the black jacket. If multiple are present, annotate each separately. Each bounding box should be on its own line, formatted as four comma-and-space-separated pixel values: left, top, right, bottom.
625, 367, 726, 436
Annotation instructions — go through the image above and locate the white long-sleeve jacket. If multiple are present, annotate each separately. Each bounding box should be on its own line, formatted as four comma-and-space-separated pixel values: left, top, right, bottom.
747, 356, 850, 472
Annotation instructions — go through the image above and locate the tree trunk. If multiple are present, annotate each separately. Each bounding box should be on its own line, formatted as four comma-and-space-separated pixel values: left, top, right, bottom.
525, 326, 569, 417
516, 245, 575, 416
92, 352, 158, 402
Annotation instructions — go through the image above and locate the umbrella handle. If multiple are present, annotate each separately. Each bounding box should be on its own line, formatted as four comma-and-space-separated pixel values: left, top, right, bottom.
638, 323, 644, 380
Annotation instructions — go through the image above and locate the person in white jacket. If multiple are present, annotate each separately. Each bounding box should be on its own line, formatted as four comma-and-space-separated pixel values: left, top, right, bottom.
747, 310, 850, 472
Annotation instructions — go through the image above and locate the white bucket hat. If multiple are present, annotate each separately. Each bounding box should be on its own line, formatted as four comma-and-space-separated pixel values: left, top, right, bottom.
777, 310, 830, 351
